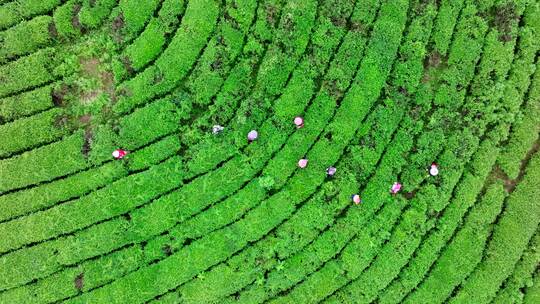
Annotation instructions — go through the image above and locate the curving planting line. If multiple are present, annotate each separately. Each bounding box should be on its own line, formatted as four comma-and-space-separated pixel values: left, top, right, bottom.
242, 3, 442, 302
111, 0, 188, 83
492, 231, 540, 304
0, 0, 121, 64
321, 1, 501, 302
375, 3, 539, 302
0, 0, 316, 292
0, 0, 220, 193
0, 48, 61, 99
108, 0, 162, 46
0, 0, 64, 30
58, 0, 409, 302
0, 83, 58, 124
447, 149, 540, 304
0, 0, 272, 222
0, 108, 67, 158
0, 1, 372, 302
429, 0, 465, 57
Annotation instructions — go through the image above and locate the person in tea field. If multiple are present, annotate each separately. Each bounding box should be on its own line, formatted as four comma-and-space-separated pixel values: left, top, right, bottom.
247, 130, 258, 142
212, 125, 224, 134
390, 182, 402, 194
429, 162, 439, 176
352, 194, 362, 205
326, 166, 337, 177
112, 149, 127, 159
298, 158, 308, 168
294, 116, 304, 128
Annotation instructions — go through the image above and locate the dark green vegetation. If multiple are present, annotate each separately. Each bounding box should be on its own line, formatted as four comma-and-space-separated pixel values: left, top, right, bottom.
0, 0, 539, 303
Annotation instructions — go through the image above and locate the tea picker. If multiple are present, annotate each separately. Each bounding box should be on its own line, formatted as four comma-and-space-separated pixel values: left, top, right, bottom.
429, 162, 439, 176
390, 182, 402, 194
112, 149, 127, 159
247, 130, 258, 142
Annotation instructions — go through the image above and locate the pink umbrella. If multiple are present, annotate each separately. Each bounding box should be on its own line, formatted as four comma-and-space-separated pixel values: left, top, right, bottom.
326, 166, 336, 177
294, 116, 304, 128
247, 130, 258, 142
298, 158, 308, 168
112, 149, 127, 159
390, 182, 402, 194
352, 194, 362, 205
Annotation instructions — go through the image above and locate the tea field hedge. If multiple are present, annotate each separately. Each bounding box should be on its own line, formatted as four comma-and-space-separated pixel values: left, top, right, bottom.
0, 0, 539, 303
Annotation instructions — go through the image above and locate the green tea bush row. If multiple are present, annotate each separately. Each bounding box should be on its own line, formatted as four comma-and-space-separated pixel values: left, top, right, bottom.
0, 0, 119, 62
0, 108, 66, 158
492, 233, 540, 304
498, 68, 540, 179
403, 182, 507, 303
0, 243, 145, 303
523, 267, 540, 303
77, 0, 116, 30
52, 0, 81, 39
0, 0, 318, 290
0, 0, 61, 30
109, 0, 160, 44
0, 48, 62, 98
377, 3, 538, 301
325, 2, 495, 302
0, 131, 88, 194
244, 3, 438, 301
62, 0, 408, 301
111, 0, 187, 82
430, 0, 465, 56
1, 0, 372, 298
0, 83, 56, 123
0, 135, 180, 224
0, 161, 126, 223
112, 0, 220, 114
448, 151, 540, 303
0, 16, 54, 63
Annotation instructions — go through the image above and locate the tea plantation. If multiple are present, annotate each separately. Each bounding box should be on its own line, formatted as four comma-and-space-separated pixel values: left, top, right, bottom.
0, 0, 539, 303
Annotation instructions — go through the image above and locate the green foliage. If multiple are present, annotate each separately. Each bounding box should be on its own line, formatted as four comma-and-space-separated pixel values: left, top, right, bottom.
0, 0, 539, 303
0, 108, 66, 157
0, 83, 55, 123
450, 152, 540, 303
113, 0, 219, 114
0, 15, 54, 63
0, 0, 61, 30
0, 132, 88, 193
